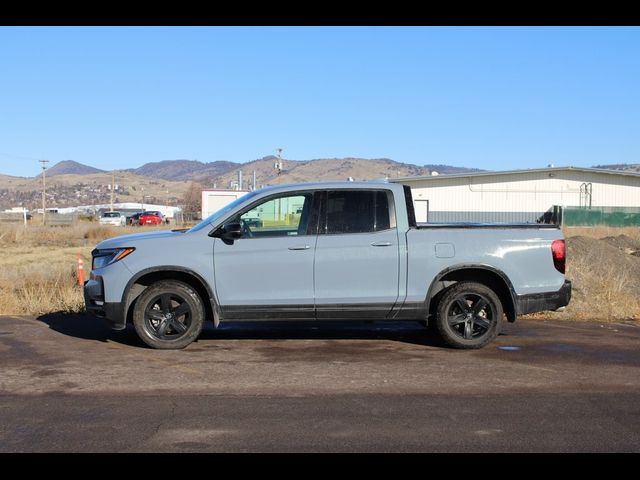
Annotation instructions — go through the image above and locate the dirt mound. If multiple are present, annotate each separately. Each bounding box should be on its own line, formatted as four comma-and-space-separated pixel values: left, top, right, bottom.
602, 234, 640, 256
540, 235, 640, 321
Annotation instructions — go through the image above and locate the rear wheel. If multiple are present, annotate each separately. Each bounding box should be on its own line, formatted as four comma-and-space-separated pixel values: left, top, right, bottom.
132, 280, 204, 349
435, 281, 503, 349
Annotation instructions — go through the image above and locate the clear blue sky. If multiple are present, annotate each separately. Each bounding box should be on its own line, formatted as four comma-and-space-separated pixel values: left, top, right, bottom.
1, 26, 639, 177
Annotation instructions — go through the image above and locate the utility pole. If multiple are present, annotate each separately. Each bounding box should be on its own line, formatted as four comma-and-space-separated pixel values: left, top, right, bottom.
275, 148, 284, 220
39, 160, 49, 225
275, 148, 284, 184
110, 170, 116, 212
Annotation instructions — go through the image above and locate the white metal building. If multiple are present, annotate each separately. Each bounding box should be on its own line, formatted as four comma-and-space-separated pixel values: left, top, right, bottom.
201, 189, 250, 219
392, 166, 640, 223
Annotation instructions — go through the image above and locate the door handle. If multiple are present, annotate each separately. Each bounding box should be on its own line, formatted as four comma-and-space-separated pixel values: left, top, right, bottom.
288, 245, 310, 250
371, 241, 393, 247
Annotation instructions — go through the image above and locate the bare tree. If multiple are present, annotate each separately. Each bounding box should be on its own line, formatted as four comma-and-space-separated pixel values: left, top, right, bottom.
181, 182, 203, 219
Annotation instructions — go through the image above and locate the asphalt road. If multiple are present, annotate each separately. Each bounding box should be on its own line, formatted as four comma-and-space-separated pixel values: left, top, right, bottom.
1, 314, 640, 452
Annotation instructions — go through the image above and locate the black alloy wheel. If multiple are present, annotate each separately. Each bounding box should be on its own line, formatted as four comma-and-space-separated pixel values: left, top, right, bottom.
144, 293, 192, 341
435, 281, 503, 349
132, 280, 205, 349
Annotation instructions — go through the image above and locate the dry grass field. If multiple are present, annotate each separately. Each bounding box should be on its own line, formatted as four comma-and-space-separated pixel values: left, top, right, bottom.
0, 223, 173, 315
1, 222, 638, 321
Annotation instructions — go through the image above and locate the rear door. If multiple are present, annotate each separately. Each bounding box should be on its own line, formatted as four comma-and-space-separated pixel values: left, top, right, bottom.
313, 189, 400, 319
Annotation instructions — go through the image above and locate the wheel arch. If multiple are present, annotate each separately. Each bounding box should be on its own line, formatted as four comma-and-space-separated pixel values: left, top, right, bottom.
122, 266, 220, 327
426, 264, 517, 323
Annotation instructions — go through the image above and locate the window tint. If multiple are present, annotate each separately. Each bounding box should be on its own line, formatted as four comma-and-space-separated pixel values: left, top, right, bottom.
325, 190, 391, 234
403, 185, 417, 228
232, 193, 313, 238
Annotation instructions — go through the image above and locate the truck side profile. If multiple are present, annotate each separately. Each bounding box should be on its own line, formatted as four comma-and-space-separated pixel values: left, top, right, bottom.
84, 182, 571, 349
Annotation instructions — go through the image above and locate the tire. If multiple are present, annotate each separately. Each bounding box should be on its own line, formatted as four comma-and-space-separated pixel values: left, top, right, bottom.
132, 280, 205, 349
435, 281, 503, 349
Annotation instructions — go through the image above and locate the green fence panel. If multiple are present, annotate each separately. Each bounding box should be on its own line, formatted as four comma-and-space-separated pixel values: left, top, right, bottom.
562, 206, 640, 227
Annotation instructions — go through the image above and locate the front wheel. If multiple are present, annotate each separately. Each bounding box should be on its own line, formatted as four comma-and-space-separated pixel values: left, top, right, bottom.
435, 281, 503, 349
132, 280, 205, 349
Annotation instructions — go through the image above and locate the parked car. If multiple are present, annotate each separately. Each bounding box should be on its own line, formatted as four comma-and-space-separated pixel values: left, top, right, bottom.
127, 212, 142, 225
98, 211, 126, 226
138, 211, 164, 226
242, 216, 262, 228
85, 182, 571, 350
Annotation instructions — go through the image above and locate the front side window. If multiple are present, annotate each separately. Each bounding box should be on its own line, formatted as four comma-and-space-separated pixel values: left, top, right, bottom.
325, 190, 392, 234
231, 193, 313, 238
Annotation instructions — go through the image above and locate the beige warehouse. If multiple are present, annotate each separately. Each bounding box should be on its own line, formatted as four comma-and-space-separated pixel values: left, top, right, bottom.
391, 166, 640, 223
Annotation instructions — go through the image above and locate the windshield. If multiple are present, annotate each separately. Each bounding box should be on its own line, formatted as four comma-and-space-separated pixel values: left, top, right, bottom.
188, 191, 260, 233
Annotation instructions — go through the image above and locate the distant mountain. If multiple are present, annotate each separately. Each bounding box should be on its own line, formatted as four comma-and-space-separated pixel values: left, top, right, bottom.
42, 160, 105, 177
129, 159, 238, 181
0, 156, 487, 210
7, 157, 485, 184
592, 163, 640, 173
205, 156, 485, 189
126, 156, 487, 188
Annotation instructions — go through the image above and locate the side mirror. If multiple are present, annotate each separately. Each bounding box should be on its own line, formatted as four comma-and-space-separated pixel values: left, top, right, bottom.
222, 222, 243, 240
212, 222, 243, 243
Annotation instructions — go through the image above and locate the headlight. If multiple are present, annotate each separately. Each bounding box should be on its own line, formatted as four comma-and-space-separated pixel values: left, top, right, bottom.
92, 247, 135, 270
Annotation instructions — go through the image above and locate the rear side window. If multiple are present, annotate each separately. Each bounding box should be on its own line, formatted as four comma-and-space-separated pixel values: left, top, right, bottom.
325, 190, 391, 234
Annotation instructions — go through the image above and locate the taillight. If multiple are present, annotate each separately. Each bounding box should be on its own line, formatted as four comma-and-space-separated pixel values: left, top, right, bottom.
551, 239, 566, 274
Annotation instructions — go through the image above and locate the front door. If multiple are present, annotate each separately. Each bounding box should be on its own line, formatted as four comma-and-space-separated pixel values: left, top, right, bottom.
214, 192, 317, 320
314, 190, 400, 319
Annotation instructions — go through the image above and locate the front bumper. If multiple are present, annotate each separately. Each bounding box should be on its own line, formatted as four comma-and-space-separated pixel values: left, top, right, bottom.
84, 274, 127, 330
516, 280, 572, 316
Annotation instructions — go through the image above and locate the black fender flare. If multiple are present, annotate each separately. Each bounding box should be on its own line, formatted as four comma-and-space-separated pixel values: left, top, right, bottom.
121, 266, 222, 326
425, 263, 518, 322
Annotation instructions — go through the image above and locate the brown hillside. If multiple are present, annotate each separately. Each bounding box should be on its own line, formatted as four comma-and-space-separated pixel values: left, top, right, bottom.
0, 171, 192, 210
212, 157, 431, 188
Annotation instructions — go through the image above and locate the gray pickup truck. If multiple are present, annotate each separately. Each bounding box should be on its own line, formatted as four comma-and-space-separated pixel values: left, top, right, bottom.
85, 182, 571, 350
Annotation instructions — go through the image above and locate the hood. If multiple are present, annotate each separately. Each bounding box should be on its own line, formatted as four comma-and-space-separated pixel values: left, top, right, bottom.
96, 229, 186, 249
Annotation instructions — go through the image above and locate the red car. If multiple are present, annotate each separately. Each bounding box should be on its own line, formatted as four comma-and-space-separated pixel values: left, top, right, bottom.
137, 211, 165, 225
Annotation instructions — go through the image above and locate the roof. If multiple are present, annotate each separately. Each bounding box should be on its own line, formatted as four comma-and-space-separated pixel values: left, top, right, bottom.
248, 180, 393, 194
392, 166, 640, 183
202, 188, 251, 193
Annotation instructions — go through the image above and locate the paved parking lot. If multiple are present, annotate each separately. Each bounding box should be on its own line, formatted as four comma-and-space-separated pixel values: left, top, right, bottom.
1, 314, 639, 452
